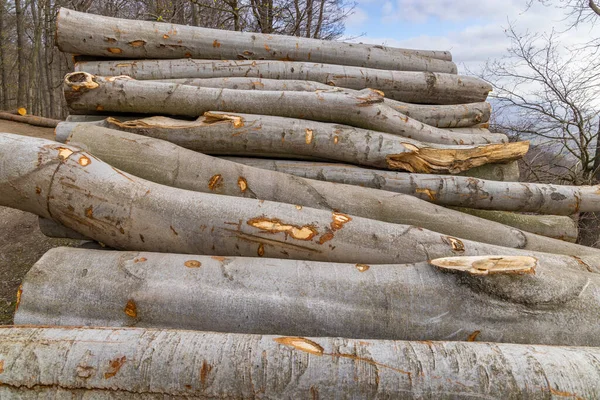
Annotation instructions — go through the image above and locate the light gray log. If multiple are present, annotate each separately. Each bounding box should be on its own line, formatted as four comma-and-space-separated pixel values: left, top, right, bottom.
38, 217, 90, 240
2, 326, 600, 398
450, 208, 579, 242
56, 7, 456, 71
3, 133, 600, 269
156, 78, 492, 128
442, 127, 491, 134
13, 248, 600, 346
61, 115, 520, 173
63, 73, 500, 146
64, 125, 570, 254
73, 59, 491, 104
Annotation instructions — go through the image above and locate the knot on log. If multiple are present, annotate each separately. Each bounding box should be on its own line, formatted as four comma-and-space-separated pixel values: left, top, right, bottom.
64, 72, 99, 92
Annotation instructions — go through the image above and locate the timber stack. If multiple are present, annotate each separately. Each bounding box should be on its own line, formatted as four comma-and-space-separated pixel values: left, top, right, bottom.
1, 8, 599, 397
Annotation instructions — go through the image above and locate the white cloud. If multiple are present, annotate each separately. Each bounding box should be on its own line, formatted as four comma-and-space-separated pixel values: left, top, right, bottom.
346, 7, 369, 28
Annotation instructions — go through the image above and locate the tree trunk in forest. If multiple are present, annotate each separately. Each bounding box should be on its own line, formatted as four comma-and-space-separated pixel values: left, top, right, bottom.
155, 77, 492, 128
73, 60, 490, 104
65, 115, 524, 173
224, 158, 598, 214
1, 326, 600, 398
56, 8, 456, 72
3, 133, 600, 268
450, 208, 578, 242
62, 125, 573, 252
0, 0, 6, 109
63, 73, 499, 145
15, 0, 27, 108
0, 112, 60, 128
14, 247, 600, 346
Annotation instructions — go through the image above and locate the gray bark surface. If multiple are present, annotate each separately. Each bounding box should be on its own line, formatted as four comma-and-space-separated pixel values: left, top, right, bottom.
155, 78, 492, 128
62, 115, 520, 173
2, 326, 599, 399
57, 8, 456, 72
64, 125, 568, 252
2, 133, 600, 268
450, 208, 579, 242
225, 159, 599, 213
73, 60, 491, 104
14, 247, 600, 346
63, 74, 501, 146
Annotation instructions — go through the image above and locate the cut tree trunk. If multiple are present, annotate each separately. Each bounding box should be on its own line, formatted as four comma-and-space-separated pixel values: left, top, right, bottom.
2, 133, 600, 269
442, 126, 492, 134
14, 247, 600, 346
154, 78, 492, 128
63, 125, 569, 253
2, 326, 599, 398
56, 8, 456, 72
73, 60, 491, 104
61, 115, 522, 173
0, 111, 60, 128
63, 73, 500, 146
450, 208, 578, 242
230, 160, 600, 212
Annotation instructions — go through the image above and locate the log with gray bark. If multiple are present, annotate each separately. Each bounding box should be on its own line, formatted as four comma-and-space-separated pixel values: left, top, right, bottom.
155, 78, 492, 128
57, 8, 456, 72
13, 247, 600, 346
3, 133, 600, 268
58, 115, 519, 173
62, 125, 569, 251
73, 59, 491, 104
450, 208, 579, 242
224, 159, 599, 214
2, 326, 599, 399
63, 73, 501, 146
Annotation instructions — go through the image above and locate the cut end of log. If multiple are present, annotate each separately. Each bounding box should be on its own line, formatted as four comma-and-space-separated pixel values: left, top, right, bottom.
64, 72, 99, 91
429, 255, 537, 276
386, 141, 529, 174
17, 108, 26, 116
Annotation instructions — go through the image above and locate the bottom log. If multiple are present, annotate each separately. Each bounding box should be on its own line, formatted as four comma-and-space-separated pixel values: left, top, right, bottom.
0, 326, 599, 398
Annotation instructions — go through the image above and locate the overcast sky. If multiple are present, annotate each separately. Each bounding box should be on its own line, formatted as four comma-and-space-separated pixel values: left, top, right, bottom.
343, 0, 598, 72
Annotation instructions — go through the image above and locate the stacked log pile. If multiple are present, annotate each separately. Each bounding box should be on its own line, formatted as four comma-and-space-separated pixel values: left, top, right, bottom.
1, 8, 600, 397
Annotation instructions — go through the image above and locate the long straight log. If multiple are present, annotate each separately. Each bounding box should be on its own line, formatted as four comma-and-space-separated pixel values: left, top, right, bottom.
156, 78, 492, 128
61, 115, 520, 173
15, 248, 600, 346
222, 160, 597, 213
3, 133, 600, 269
0, 111, 60, 128
2, 326, 599, 398
63, 73, 499, 146
450, 208, 579, 242
63, 125, 571, 254
73, 59, 491, 104
442, 126, 492, 134
57, 8, 456, 71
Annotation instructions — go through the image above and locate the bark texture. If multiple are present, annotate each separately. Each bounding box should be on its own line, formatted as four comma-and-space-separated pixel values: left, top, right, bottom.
57, 8, 456, 72
63, 74, 502, 146
155, 78, 492, 128
226, 159, 600, 211
2, 326, 599, 399
450, 208, 579, 242
73, 60, 492, 104
63, 115, 520, 173
64, 125, 567, 252
2, 133, 600, 268
14, 247, 600, 346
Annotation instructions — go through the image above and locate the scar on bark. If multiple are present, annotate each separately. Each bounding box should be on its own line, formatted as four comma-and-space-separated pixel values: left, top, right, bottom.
430, 255, 537, 276
247, 217, 318, 241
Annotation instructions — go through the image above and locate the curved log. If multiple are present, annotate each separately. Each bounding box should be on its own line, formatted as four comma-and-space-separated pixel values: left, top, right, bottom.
2, 326, 599, 398
62, 115, 521, 173
230, 160, 600, 214
63, 125, 570, 254
14, 248, 600, 346
450, 208, 578, 242
57, 8, 456, 70
2, 133, 600, 269
73, 59, 491, 104
63, 73, 500, 146
155, 78, 492, 128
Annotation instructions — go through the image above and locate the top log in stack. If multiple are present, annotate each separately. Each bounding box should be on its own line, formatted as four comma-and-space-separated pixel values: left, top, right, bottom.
2, 8, 600, 398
